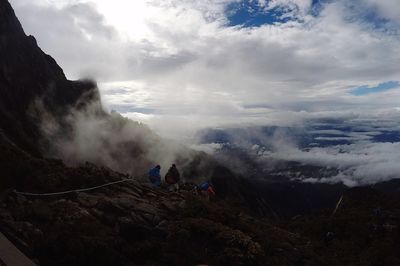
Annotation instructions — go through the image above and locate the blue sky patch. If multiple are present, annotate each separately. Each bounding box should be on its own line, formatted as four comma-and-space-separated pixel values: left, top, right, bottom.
310, 0, 333, 17
226, 0, 334, 27
351, 81, 400, 96
226, 0, 291, 27
225, 0, 394, 29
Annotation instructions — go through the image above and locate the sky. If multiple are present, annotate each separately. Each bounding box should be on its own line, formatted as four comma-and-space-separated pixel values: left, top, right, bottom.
8, 0, 400, 139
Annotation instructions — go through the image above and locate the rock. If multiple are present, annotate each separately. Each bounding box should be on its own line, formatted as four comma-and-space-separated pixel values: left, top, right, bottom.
133, 202, 159, 215
117, 218, 153, 240
276, 241, 293, 251
14, 194, 27, 205
114, 197, 137, 209
77, 193, 99, 208
216, 229, 262, 253
155, 220, 169, 235
152, 215, 161, 225
30, 200, 53, 221
141, 213, 154, 225
0, 210, 14, 222
97, 199, 126, 215
119, 187, 141, 198
90, 208, 117, 226
130, 211, 147, 224
116, 217, 131, 233
160, 201, 178, 212
130, 186, 143, 195
221, 247, 245, 263
89, 208, 104, 219
20, 222, 43, 240
215, 229, 264, 265
178, 200, 186, 209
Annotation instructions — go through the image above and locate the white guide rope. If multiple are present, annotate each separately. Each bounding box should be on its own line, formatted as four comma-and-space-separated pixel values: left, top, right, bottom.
14, 179, 133, 196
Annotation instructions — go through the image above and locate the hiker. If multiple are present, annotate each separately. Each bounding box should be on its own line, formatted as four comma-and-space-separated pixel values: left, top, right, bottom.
197, 181, 216, 199
165, 164, 181, 192
148, 165, 161, 187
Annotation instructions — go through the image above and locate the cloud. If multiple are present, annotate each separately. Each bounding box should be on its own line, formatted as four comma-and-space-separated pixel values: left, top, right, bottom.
267, 142, 400, 186
35, 97, 205, 180
8, 0, 400, 138
359, 0, 400, 24
265, 0, 313, 18
7, 0, 400, 187
192, 113, 400, 186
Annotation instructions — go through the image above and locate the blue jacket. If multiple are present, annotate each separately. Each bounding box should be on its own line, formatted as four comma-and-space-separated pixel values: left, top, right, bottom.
148, 167, 161, 178
199, 182, 210, 191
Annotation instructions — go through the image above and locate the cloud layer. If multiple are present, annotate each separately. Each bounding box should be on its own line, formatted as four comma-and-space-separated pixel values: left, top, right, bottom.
261, 141, 400, 186
193, 114, 400, 186
9, 0, 400, 138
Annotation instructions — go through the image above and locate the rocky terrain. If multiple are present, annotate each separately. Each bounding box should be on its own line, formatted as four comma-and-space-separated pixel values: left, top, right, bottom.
0, 165, 321, 266
1, 0, 400, 265
1, 162, 400, 266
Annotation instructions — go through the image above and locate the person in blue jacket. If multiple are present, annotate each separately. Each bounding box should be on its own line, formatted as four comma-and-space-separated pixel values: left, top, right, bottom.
148, 165, 161, 187
197, 181, 215, 197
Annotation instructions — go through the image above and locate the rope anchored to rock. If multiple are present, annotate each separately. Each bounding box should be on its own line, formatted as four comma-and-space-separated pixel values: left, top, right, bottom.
14, 178, 133, 196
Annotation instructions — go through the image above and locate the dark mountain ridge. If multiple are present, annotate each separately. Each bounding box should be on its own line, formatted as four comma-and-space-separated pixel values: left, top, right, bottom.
0, 0, 100, 156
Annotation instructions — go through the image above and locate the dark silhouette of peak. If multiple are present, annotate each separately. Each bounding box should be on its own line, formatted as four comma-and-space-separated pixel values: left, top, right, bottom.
0, 0, 24, 36
0, 0, 98, 155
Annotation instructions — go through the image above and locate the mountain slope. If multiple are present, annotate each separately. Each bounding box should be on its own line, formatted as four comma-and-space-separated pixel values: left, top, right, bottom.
0, 173, 327, 266
0, 0, 98, 156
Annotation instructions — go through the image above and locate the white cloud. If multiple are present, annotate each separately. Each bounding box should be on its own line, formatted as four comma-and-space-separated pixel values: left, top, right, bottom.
8, 0, 400, 186
8, 0, 400, 138
360, 0, 400, 23
265, 0, 313, 18
190, 143, 223, 154
267, 142, 400, 186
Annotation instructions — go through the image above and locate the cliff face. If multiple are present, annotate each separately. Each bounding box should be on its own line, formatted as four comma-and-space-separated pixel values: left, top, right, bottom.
0, 0, 98, 155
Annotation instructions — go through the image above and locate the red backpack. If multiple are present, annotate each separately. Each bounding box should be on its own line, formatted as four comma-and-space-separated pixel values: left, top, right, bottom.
165, 173, 176, 184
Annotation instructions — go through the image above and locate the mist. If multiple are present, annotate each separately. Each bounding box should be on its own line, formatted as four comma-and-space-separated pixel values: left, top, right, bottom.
43, 91, 399, 187
33, 85, 212, 181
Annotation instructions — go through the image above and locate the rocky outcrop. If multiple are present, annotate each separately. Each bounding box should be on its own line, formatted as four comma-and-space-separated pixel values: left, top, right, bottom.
1, 156, 400, 266
0, 161, 327, 266
0, 0, 99, 156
